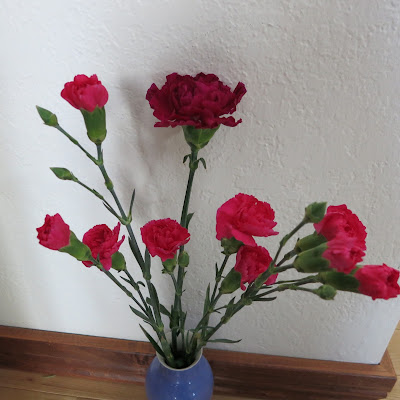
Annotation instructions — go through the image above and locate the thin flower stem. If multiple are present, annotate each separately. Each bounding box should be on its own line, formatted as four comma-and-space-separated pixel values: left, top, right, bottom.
94, 144, 174, 364
171, 147, 199, 353
273, 264, 295, 274
55, 125, 97, 163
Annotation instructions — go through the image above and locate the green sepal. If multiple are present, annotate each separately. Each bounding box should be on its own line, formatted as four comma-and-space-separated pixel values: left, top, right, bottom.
59, 231, 92, 261
315, 285, 337, 300
318, 270, 360, 291
36, 106, 58, 127
162, 255, 177, 273
220, 269, 242, 294
293, 243, 330, 273
50, 167, 77, 182
182, 125, 220, 150
304, 202, 327, 223
80, 106, 107, 144
221, 237, 244, 255
295, 232, 327, 253
111, 251, 126, 271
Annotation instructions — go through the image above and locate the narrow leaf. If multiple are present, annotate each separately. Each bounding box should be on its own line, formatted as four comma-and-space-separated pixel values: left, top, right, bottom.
253, 296, 277, 302
186, 212, 195, 228
159, 304, 171, 317
183, 154, 190, 164
199, 157, 207, 169
203, 284, 211, 315
140, 325, 165, 358
128, 189, 136, 215
138, 281, 146, 287
208, 338, 242, 344
129, 305, 150, 322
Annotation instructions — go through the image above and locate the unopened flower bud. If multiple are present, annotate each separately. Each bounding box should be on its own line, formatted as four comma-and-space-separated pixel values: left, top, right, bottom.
50, 167, 77, 181
111, 251, 126, 271
305, 202, 327, 223
220, 268, 242, 294
293, 243, 330, 273
36, 106, 58, 127
295, 233, 326, 253
178, 251, 190, 267
315, 285, 337, 300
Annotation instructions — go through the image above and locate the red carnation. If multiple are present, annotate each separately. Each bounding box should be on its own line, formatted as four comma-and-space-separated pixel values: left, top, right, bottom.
61, 74, 108, 112
37, 214, 70, 250
82, 223, 125, 270
234, 245, 277, 290
323, 239, 365, 274
216, 193, 278, 246
141, 218, 190, 262
355, 264, 400, 300
314, 205, 367, 250
146, 72, 246, 129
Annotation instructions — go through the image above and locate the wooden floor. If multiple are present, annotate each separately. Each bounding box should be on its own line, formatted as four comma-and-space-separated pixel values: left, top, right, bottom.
0, 327, 399, 399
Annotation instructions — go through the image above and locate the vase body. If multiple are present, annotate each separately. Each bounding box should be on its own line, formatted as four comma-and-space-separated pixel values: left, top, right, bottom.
145, 352, 214, 400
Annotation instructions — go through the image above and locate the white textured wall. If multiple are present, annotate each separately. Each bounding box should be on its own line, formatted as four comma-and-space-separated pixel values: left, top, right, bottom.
1, 0, 400, 364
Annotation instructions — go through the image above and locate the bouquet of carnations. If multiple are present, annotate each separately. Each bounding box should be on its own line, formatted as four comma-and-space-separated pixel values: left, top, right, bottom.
36, 72, 400, 373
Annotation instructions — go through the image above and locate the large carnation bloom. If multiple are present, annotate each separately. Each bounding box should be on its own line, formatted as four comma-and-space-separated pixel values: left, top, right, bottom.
234, 245, 277, 290
82, 223, 125, 270
141, 218, 190, 262
216, 193, 278, 246
314, 205, 367, 250
355, 264, 400, 300
146, 72, 246, 129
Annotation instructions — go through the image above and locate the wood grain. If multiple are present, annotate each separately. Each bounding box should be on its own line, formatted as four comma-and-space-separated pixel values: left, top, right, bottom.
0, 325, 396, 399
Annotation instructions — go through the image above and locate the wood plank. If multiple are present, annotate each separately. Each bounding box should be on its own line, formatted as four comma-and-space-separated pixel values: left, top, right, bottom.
389, 330, 400, 374
0, 325, 396, 399
0, 386, 78, 400
0, 368, 259, 400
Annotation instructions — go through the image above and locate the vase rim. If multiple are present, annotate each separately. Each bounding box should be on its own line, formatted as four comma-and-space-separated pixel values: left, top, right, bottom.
156, 346, 204, 372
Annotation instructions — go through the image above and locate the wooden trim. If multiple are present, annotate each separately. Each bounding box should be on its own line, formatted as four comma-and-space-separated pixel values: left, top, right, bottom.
0, 325, 396, 399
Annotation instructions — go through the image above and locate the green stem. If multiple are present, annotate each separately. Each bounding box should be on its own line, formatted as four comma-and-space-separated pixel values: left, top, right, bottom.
55, 125, 97, 163
276, 249, 298, 267
273, 264, 295, 274
171, 148, 199, 353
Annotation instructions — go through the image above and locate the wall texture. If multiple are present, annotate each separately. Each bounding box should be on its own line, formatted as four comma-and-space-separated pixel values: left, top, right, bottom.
1, 0, 400, 364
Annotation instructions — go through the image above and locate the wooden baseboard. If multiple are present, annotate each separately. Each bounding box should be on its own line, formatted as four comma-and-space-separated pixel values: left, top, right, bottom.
0, 325, 395, 399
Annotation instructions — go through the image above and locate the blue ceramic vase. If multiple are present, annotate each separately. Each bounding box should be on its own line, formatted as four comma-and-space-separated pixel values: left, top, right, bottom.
145, 349, 214, 400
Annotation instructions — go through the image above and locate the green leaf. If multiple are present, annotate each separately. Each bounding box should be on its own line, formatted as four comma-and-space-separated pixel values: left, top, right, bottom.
139, 325, 165, 358
128, 189, 136, 216
253, 296, 277, 302
198, 158, 207, 169
203, 284, 211, 315
208, 338, 242, 344
129, 305, 150, 322
186, 213, 195, 228
183, 154, 190, 164
159, 304, 171, 317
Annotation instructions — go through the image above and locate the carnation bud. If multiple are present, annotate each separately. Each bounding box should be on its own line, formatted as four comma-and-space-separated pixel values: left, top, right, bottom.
315, 285, 337, 300
36, 106, 58, 127
111, 251, 126, 271
221, 237, 244, 255
220, 268, 242, 294
183, 125, 219, 150
293, 243, 330, 273
305, 202, 327, 223
162, 256, 177, 274
50, 167, 77, 182
318, 270, 360, 292
295, 233, 326, 253
178, 251, 190, 268
81, 107, 107, 144
59, 231, 92, 261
